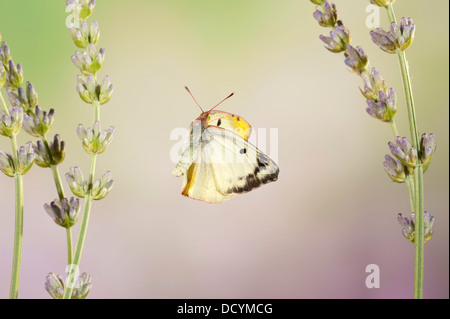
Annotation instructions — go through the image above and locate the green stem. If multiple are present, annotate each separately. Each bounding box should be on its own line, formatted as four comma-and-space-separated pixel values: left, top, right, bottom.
50, 164, 65, 199
389, 120, 399, 137
9, 137, 23, 299
405, 174, 415, 212
94, 100, 100, 122
62, 153, 97, 299
0, 90, 9, 114
414, 165, 424, 299
386, 3, 424, 299
66, 228, 73, 266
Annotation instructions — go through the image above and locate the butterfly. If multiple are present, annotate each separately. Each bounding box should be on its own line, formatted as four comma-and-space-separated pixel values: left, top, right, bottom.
172, 87, 279, 204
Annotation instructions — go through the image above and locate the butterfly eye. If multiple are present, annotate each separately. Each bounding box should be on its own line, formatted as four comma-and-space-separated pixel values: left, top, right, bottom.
207, 115, 211, 122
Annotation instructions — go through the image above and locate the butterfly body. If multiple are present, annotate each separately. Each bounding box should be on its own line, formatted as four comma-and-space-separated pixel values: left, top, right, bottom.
173, 89, 279, 204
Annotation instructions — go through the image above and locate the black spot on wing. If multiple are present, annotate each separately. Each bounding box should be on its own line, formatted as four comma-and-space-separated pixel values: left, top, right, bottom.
217, 119, 222, 127
240, 148, 247, 154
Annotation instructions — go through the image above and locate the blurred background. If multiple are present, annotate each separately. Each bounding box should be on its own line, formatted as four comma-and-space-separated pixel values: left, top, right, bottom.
0, 0, 448, 299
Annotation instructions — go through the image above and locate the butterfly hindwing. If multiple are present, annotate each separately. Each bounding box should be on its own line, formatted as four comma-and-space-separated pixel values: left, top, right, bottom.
180, 150, 236, 204
205, 126, 279, 196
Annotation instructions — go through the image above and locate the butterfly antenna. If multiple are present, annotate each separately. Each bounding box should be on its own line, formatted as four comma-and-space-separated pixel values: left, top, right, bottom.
209, 91, 235, 112
185, 86, 204, 113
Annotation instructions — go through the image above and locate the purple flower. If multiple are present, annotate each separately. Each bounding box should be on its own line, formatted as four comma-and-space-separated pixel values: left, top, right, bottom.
420, 133, 436, 172
344, 45, 369, 75
366, 88, 397, 122
360, 68, 388, 101
319, 20, 351, 53
398, 212, 434, 243
388, 136, 418, 168
313, 1, 337, 27
383, 155, 406, 183
371, 17, 415, 53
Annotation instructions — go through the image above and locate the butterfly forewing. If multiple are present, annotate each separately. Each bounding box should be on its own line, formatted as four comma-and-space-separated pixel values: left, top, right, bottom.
207, 110, 252, 141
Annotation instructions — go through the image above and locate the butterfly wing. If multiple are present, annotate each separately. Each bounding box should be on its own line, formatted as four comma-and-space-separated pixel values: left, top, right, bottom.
207, 110, 252, 141
181, 126, 279, 203
172, 122, 202, 177
180, 150, 237, 203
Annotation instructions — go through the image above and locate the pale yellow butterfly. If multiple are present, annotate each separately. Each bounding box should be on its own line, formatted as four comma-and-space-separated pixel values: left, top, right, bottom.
172, 87, 279, 203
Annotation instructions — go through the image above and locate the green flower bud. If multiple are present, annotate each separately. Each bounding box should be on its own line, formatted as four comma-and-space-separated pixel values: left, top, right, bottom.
383, 155, 406, 183
72, 272, 92, 299
76, 74, 96, 104
76, 75, 113, 105
0, 150, 15, 177
77, 121, 114, 154
45, 273, 65, 299
98, 75, 113, 105
5, 79, 37, 113
66, 166, 88, 198
17, 142, 35, 175
70, 21, 100, 49
23, 105, 55, 137
70, 22, 88, 49
5, 60, 24, 89
44, 197, 80, 229
344, 45, 369, 75
366, 88, 397, 122
89, 21, 100, 45
371, 18, 415, 53
388, 136, 418, 170
1, 143, 36, 176
420, 133, 436, 173
319, 20, 351, 53
310, 0, 326, 5
0, 41, 12, 67
66, 0, 96, 21
0, 107, 23, 137
92, 170, 114, 200
26, 81, 39, 109
72, 44, 105, 76
313, 1, 337, 28
360, 68, 388, 101
33, 135, 66, 167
